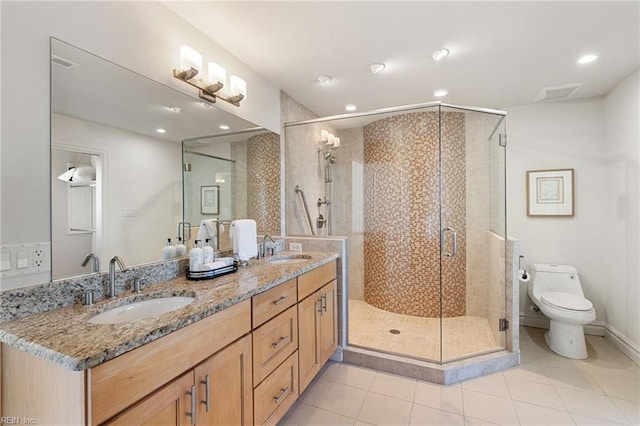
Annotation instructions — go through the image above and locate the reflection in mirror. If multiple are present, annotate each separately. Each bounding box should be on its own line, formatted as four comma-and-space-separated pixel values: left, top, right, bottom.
50, 38, 266, 281
183, 129, 281, 251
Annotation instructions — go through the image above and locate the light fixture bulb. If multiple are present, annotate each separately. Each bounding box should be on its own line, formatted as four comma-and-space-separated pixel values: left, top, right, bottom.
179, 45, 202, 72
577, 54, 598, 64
230, 75, 247, 99
219, 125, 230, 130
345, 104, 357, 112
317, 75, 333, 84
431, 48, 450, 62
156, 128, 166, 133
369, 63, 386, 74
320, 130, 329, 141
207, 61, 226, 85
433, 89, 448, 97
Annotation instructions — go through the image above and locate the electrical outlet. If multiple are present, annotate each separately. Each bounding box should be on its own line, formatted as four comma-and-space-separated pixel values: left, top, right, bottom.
289, 242, 302, 252
1, 242, 50, 278
33, 244, 48, 269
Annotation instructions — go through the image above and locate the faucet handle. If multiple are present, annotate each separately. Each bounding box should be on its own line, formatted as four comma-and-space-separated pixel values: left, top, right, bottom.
133, 278, 143, 294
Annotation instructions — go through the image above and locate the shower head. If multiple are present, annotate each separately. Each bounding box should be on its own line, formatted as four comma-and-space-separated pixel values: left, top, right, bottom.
320, 151, 332, 160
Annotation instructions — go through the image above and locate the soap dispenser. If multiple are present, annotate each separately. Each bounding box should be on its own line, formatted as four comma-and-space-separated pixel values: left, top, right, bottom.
175, 237, 187, 257
189, 240, 203, 272
203, 238, 215, 264
162, 238, 176, 260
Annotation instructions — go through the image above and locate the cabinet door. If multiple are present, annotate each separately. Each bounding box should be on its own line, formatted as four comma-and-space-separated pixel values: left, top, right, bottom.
318, 280, 338, 364
106, 371, 194, 426
194, 334, 253, 425
297, 291, 321, 393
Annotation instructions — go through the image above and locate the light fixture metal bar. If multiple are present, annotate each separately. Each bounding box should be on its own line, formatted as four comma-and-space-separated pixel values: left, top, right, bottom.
173, 68, 244, 107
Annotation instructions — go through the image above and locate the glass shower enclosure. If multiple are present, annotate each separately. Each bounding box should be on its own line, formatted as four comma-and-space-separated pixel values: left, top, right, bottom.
284, 102, 508, 364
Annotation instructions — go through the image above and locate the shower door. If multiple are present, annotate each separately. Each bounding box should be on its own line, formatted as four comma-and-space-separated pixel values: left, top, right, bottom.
439, 106, 508, 362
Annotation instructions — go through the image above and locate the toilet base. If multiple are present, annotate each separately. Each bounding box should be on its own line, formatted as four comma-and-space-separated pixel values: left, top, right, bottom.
544, 321, 588, 359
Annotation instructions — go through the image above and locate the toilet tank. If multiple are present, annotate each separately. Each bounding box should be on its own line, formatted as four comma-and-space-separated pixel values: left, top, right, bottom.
530, 264, 584, 297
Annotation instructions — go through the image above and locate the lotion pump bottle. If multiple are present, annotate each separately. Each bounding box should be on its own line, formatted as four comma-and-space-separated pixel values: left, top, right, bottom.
203, 238, 215, 264
189, 240, 203, 272
175, 237, 187, 257
162, 238, 176, 260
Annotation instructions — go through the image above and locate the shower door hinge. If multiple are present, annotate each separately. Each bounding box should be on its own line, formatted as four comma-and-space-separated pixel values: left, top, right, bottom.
499, 134, 507, 147
499, 318, 509, 331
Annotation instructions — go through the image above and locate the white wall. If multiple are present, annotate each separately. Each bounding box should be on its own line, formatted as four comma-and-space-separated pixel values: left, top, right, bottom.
603, 70, 640, 347
0, 1, 280, 289
506, 99, 609, 325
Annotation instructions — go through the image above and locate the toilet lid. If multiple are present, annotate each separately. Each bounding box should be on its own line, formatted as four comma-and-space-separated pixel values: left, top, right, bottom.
540, 292, 593, 311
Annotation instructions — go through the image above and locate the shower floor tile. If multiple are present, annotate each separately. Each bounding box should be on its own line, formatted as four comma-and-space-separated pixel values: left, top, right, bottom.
348, 300, 502, 361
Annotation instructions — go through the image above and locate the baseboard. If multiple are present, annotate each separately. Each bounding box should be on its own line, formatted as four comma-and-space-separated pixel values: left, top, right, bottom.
520, 314, 640, 366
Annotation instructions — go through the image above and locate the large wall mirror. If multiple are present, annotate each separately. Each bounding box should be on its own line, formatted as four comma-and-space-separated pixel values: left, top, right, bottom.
51, 38, 280, 280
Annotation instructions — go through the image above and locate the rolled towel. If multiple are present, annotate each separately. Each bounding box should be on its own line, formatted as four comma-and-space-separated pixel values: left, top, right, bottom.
201, 261, 227, 271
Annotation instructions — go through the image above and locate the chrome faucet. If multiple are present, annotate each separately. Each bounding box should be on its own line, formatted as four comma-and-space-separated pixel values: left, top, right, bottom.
261, 235, 276, 258
108, 256, 128, 298
81, 253, 100, 273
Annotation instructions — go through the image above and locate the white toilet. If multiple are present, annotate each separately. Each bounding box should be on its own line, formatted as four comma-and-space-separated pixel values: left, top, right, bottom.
527, 264, 596, 359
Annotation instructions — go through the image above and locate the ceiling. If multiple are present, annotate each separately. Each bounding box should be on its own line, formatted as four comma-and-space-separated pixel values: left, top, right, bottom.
164, 1, 640, 117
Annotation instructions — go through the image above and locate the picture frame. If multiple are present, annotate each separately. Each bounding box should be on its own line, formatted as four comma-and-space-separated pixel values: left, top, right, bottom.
526, 169, 574, 217
201, 185, 219, 215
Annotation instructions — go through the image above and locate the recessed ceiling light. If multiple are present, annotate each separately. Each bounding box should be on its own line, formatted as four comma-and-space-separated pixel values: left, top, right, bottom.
167, 106, 182, 113
317, 74, 333, 84
433, 89, 448, 97
345, 104, 357, 112
431, 48, 450, 62
156, 128, 166, 134
219, 125, 230, 130
369, 63, 386, 74
577, 54, 598, 64
201, 101, 213, 108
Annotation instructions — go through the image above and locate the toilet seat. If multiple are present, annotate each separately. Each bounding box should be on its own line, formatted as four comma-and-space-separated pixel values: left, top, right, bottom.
540, 291, 593, 312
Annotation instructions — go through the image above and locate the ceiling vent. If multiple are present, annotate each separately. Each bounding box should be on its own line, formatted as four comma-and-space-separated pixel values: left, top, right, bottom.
51, 54, 79, 70
534, 83, 582, 102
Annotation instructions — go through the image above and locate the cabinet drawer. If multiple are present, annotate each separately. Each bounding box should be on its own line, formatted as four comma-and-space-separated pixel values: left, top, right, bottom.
90, 299, 251, 425
252, 278, 297, 328
253, 305, 298, 386
298, 260, 337, 301
253, 351, 299, 426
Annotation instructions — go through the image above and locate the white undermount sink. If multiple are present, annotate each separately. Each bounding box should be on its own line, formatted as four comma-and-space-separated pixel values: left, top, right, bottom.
88, 296, 195, 324
268, 255, 312, 265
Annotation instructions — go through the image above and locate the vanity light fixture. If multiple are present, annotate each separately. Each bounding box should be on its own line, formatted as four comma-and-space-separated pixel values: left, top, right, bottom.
173, 45, 247, 107
433, 89, 448, 97
369, 63, 386, 74
319, 130, 341, 148
431, 48, 450, 62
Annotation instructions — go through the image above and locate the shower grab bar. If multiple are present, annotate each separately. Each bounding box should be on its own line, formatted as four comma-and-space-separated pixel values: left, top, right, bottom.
295, 185, 315, 236
442, 227, 457, 257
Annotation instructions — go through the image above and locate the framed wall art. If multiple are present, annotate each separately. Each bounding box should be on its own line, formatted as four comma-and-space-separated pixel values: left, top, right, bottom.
526, 169, 574, 217
201, 185, 219, 215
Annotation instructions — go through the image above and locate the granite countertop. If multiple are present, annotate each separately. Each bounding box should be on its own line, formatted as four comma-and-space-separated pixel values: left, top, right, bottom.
0, 252, 338, 371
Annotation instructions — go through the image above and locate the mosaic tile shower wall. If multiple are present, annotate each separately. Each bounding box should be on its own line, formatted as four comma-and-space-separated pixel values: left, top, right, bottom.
247, 132, 281, 234
363, 111, 466, 317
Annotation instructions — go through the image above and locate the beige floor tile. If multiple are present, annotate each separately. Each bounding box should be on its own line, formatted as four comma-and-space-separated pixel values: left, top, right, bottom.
611, 397, 640, 425
462, 372, 510, 399
462, 389, 519, 425
299, 377, 329, 405
513, 401, 574, 426
321, 361, 342, 381
506, 377, 566, 410
544, 366, 604, 394
502, 362, 550, 385
579, 358, 640, 381
413, 381, 463, 415
589, 373, 640, 402
333, 364, 377, 390
556, 387, 629, 424
299, 407, 356, 426
357, 392, 412, 426
570, 413, 630, 425
369, 372, 417, 402
409, 404, 464, 426
279, 401, 312, 426
313, 381, 367, 419
462, 417, 500, 426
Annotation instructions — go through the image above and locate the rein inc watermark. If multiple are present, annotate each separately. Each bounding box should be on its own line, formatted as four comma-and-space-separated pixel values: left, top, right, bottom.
1, 418, 36, 425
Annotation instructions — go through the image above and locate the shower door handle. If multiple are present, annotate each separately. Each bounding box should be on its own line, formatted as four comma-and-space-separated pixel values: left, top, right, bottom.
442, 227, 457, 257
